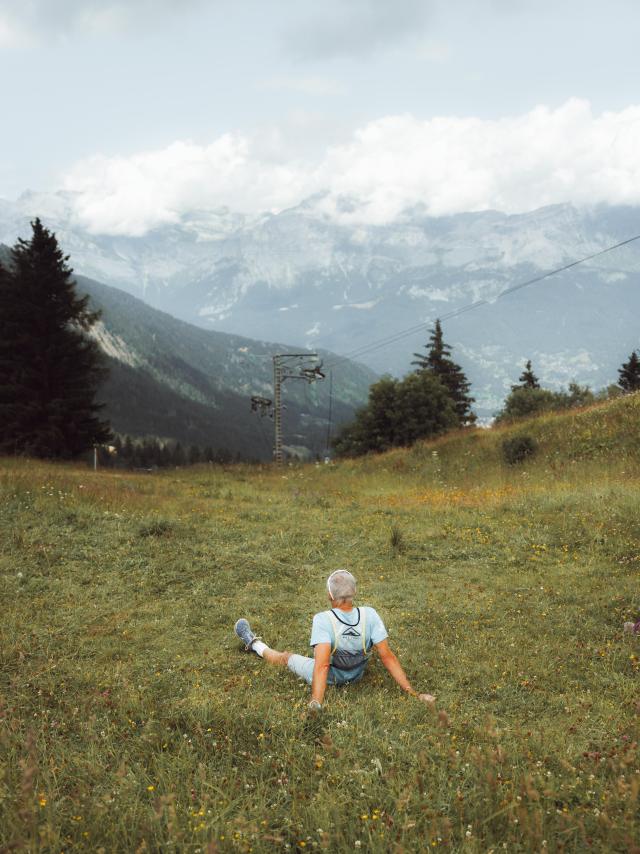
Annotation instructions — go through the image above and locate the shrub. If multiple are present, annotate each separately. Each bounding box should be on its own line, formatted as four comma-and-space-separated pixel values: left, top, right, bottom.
138, 519, 175, 538
389, 525, 405, 553
495, 384, 595, 423
502, 434, 537, 465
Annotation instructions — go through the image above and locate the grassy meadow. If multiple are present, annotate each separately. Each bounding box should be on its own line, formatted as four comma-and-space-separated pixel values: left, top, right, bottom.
2, 394, 640, 852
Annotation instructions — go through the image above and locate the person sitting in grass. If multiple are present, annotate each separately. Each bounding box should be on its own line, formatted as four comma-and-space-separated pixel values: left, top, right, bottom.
234, 569, 435, 712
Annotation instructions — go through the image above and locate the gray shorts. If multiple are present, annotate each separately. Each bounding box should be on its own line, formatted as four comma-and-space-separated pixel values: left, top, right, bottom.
286, 654, 359, 686
287, 653, 316, 684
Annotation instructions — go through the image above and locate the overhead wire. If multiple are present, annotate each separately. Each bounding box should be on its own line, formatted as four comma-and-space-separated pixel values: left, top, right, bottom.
324, 232, 640, 370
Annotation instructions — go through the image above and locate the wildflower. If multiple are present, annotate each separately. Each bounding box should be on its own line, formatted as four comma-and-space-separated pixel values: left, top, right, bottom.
147, 785, 155, 791
38, 794, 47, 807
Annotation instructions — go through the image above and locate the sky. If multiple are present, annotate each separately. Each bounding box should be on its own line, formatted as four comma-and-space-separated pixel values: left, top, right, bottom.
2, 0, 640, 234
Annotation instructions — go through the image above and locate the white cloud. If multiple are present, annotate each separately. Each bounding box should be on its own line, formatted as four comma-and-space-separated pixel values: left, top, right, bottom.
65, 135, 317, 236
63, 99, 640, 235
0, 0, 202, 42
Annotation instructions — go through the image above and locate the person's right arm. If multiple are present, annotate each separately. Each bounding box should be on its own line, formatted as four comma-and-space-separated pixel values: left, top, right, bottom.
310, 642, 331, 708
375, 639, 435, 704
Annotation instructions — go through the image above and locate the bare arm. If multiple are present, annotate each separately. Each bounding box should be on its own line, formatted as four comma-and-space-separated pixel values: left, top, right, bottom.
375, 639, 435, 704
310, 643, 331, 708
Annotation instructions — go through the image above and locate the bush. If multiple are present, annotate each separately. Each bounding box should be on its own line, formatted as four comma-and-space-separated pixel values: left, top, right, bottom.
138, 519, 175, 538
502, 434, 537, 465
332, 372, 458, 457
495, 384, 595, 423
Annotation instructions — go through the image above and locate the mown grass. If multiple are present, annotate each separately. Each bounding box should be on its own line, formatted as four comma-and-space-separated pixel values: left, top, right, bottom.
2, 395, 640, 852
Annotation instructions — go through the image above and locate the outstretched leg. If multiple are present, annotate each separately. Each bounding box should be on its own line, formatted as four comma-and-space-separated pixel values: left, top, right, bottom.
235, 619, 315, 684
235, 618, 292, 666
261, 648, 293, 666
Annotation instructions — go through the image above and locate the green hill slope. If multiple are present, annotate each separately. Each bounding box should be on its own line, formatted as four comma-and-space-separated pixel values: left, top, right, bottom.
0, 395, 640, 854
78, 275, 376, 459
0, 241, 376, 459
2, 393, 640, 850
344, 391, 640, 483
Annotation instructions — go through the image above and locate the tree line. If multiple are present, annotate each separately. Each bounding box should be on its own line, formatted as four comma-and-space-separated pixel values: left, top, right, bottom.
2, 219, 639, 464
333, 325, 640, 457
97, 435, 249, 469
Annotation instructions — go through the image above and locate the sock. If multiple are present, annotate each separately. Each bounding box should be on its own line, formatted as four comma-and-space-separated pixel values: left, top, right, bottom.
252, 640, 267, 657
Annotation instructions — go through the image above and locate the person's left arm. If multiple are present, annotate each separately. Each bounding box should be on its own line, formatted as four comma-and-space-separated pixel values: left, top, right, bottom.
310, 642, 331, 709
375, 639, 435, 704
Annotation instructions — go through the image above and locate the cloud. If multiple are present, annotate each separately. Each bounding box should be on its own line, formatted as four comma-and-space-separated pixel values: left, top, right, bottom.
63, 99, 640, 235
0, 0, 201, 42
65, 135, 317, 236
283, 0, 431, 61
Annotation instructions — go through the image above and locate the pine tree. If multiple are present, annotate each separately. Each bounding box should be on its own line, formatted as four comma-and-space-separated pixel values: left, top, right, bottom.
512, 360, 540, 391
412, 319, 475, 425
122, 435, 134, 461
618, 350, 640, 393
172, 442, 186, 466
0, 220, 111, 457
158, 442, 172, 468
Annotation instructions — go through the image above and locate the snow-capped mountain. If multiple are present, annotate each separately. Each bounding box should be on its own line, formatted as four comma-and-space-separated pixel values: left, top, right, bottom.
2, 191, 639, 415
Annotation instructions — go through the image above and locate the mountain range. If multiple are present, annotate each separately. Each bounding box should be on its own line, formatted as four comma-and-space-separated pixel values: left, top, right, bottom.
0, 243, 375, 460
1, 192, 639, 417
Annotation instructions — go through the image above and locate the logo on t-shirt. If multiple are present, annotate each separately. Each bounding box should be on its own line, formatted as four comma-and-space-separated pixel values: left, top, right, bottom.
342, 628, 361, 638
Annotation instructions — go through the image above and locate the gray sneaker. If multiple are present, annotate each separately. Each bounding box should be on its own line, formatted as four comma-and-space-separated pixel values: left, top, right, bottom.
235, 618, 258, 651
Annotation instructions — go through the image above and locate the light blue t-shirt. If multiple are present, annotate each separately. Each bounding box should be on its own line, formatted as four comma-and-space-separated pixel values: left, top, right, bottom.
310, 606, 388, 685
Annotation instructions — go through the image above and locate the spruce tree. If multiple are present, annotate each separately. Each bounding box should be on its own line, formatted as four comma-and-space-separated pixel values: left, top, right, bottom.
0, 219, 111, 457
618, 350, 640, 393
412, 319, 475, 425
122, 435, 134, 461
512, 359, 540, 391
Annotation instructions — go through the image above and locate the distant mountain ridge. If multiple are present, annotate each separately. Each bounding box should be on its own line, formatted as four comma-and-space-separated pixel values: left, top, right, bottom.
1, 194, 639, 415
0, 243, 375, 459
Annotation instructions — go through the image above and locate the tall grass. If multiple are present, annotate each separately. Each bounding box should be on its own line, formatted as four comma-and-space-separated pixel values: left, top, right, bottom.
1, 395, 640, 851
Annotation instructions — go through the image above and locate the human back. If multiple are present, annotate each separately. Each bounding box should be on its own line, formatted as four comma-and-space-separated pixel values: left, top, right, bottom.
311, 603, 387, 683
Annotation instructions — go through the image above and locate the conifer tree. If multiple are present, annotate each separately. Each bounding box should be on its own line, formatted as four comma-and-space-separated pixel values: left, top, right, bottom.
512, 359, 540, 391
618, 350, 640, 392
172, 442, 186, 466
0, 219, 111, 457
122, 435, 134, 461
412, 319, 475, 425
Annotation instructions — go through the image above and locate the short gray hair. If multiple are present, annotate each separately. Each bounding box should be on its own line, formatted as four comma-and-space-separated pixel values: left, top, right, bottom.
326, 569, 357, 603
